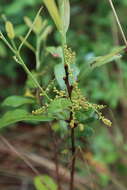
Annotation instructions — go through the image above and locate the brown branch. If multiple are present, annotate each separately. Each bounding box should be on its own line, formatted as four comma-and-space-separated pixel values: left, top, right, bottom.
0, 143, 90, 189
0, 135, 39, 176
63, 64, 76, 190
70, 127, 76, 190
63, 64, 73, 99
49, 126, 62, 190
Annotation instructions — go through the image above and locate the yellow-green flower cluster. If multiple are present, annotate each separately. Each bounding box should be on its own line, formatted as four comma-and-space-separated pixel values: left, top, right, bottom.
70, 82, 112, 127
70, 118, 75, 128
40, 80, 55, 96
71, 82, 89, 111
32, 104, 48, 115
53, 87, 66, 98
45, 79, 55, 93
79, 123, 85, 131
97, 112, 112, 127
64, 45, 75, 65
91, 104, 106, 110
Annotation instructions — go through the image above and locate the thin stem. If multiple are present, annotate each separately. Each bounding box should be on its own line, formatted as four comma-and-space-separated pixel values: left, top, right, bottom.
70, 127, 76, 190
19, 36, 36, 53
0, 135, 39, 176
18, 7, 43, 52
62, 46, 76, 190
61, 27, 76, 189
16, 53, 50, 101
108, 0, 127, 46
0, 31, 16, 54
11, 39, 17, 50
36, 35, 41, 70
1, 31, 50, 101
49, 126, 62, 190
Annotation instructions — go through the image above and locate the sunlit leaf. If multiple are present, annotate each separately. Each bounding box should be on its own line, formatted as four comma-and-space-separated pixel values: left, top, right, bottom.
24, 15, 43, 34
61, 0, 70, 33
2, 96, 35, 107
43, 0, 62, 31
40, 25, 53, 41
54, 64, 66, 89
46, 46, 63, 58
34, 175, 57, 190
54, 63, 80, 89
0, 109, 53, 128
90, 46, 125, 68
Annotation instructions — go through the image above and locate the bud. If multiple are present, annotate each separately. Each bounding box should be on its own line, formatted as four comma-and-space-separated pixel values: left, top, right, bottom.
34, 15, 43, 33
102, 118, 112, 127
79, 124, 84, 131
24, 16, 43, 34
5, 21, 15, 39
24, 16, 32, 28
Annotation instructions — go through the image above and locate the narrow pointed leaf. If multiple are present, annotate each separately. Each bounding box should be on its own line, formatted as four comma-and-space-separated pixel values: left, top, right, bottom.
24, 16, 43, 34
2, 96, 35, 107
0, 109, 53, 128
61, 0, 70, 33
90, 46, 125, 68
54, 64, 66, 89
46, 46, 63, 58
54, 63, 80, 89
43, 0, 62, 31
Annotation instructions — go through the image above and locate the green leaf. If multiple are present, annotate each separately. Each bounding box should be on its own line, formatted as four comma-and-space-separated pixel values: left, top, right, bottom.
54, 64, 66, 89
24, 15, 43, 34
5, 0, 38, 15
48, 98, 71, 114
54, 63, 80, 89
43, 0, 62, 31
0, 109, 53, 128
26, 71, 38, 89
69, 64, 80, 83
61, 0, 70, 33
77, 127, 94, 137
40, 25, 53, 41
2, 96, 35, 107
46, 46, 63, 58
90, 46, 125, 68
34, 175, 57, 190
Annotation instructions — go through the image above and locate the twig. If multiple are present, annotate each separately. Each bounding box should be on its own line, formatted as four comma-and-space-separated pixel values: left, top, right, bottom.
108, 0, 127, 47
0, 142, 90, 189
0, 136, 53, 190
49, 125, 62, 190
0, 135, 39, 176
18, 7, 43, 52
70, 127, 76, 190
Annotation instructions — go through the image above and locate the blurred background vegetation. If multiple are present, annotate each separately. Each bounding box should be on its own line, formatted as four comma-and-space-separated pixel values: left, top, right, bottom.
1, 0, 127, 189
